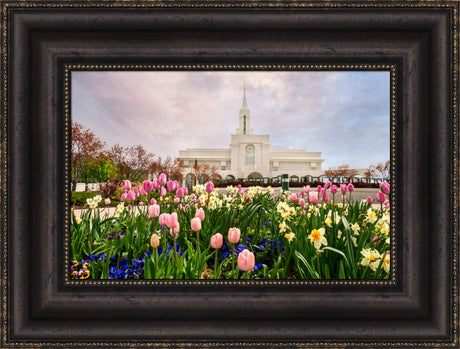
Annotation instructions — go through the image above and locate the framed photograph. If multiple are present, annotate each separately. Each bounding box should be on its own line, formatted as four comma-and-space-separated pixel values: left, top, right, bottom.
1, 0, 458, 347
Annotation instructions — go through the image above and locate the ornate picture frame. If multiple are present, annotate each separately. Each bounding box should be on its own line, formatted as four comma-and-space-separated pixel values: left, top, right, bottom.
1, 0, 458, 347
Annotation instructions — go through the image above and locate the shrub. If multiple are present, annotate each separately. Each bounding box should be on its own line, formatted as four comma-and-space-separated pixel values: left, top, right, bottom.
71, 191, 99, 207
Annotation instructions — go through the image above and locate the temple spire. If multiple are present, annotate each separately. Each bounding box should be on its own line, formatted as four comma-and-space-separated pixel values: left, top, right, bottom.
242, 85, 248, 109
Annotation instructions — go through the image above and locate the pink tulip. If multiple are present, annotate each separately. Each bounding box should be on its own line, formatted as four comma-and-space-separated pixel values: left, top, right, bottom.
184, 187, 189, 195
176, 187, 185, 198
120, 193, 127, 202
238, 249, 255, 272
304, 185, 311, 193
126, 190, 136, 202
170, 222, 180, 237
158, 173, 167, 186
384, 199, 390, 208
123, 180, 132, 190
376, 191, 386, 203
139, 187, 148, 197
166, 180, 177, 192
150, 198, 156, 205
210, 233, 223, 249
237, 184, 242, 189
139, 202, 144, 206
205, 182, 215, 193
104, 198, 111, 205
330, 185, 338, 194
152, 179, 160, 190
324, 181, 331, 189
191, 217, 202, 232
316, 185, 322, 192
290, 193, 298, 202
195, 208, 205, 222
133, 186, 139, 194
142, 180, 153, 193
228, 227, 241, 244
104, 210, 109, 216
340, 184, 347, 195
372, 236, 380, 246
381, 181, 390, 194
298, 198, 305, 206
160, 187, 166, 197
347, 183, 355, 192
174, 198, 180, 204
166, 212, 179, 229
320, 188, 325, 196
122, 187, 127, 193
309, 192, 318, 204
366, 196, 374, 204
159, 213, 168, 226
148, 204, 160, 218
324, 194, 330, 202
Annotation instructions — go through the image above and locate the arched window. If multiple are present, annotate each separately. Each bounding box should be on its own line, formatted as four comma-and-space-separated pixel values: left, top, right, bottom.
245, 144, 255, 165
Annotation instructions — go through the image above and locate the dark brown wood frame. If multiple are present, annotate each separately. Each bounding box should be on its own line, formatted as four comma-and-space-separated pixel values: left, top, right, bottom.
0, 1, 458, 347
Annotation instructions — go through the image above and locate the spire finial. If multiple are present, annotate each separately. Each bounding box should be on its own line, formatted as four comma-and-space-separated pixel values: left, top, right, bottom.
242, 85, 248, 108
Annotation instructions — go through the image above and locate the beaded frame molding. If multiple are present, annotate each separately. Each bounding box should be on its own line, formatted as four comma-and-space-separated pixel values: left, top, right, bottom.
1, 0, 458, 348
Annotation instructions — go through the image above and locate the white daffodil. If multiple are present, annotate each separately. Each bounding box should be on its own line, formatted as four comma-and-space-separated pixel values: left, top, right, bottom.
284, 232, 296, 242
382, 252, 390, 273
308, 228, 328, 250
360, 248, 382, 271
351, 223, 361, 235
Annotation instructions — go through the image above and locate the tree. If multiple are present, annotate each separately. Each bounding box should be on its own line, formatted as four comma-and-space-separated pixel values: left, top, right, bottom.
149, 156, 185, 181
87, 157, 114, 183
106, 144, 154, 182
71, 122, 105, 191
365, 160, 390, 180
323, 164, 359, 179
193, 163, 220, 184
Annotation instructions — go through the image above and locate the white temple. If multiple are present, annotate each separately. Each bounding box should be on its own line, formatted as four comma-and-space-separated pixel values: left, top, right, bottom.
178, 87, 324, 187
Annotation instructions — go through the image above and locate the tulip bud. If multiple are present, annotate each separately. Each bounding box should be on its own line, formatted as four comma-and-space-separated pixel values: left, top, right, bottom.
170, 223, 180, 237
238, 249, 255, 271
304, 185, 311, 193
159, 213, 168, 226
166, 212, 179, 229
330, 185, 338, 194
176, 187, 185, 198
290, 193, 297, 202
157, 173, 167, 186
376, 191, 386, 203
148, 204, 160, 218
195, 208, 205, 222
347, 183, 355, 192
104, 198, 111, 205
150, 234, 161, 248
167, 180, 177, 192
174, 198, 180, 204
381, 181, 390, 194
228, 227, 241, 244
160, 187, 166, 197
366, 196, 374, 204
316, 185, 322, 192
298, 198, 305, 206
150, 198, 156, 205
205, 182, 215, 193
340, 184, 347, 195
324, 181, 331, 189
210, 233, 223, 249
309, 192, 318, 204
190, 217, 202, 232
123, 180, 132, 190
120, 193, 127, 202
126, 190, 136, 202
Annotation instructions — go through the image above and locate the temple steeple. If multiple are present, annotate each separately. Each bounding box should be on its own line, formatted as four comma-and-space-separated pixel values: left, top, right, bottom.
236, 85, 253, 135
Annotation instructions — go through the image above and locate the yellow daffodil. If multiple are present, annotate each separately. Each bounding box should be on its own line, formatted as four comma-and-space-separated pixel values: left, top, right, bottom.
75, 217, 82, 224
284, 232, 296, 242
325, 216, 332, 228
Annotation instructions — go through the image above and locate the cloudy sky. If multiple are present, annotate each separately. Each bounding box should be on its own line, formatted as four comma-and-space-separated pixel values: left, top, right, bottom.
71, 70, 390, 169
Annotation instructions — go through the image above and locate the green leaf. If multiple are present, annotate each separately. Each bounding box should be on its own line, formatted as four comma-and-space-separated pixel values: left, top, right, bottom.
322, 246, 351, 271
342, 216, 358, 277
294, 250, 320, 279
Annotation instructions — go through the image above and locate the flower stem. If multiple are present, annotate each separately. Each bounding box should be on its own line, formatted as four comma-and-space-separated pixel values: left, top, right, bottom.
231, 243, 235, 278
214, 249, 218, 279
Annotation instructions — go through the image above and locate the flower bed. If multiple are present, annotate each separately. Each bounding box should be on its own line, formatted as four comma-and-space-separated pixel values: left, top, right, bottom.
71, 176, 391, 280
